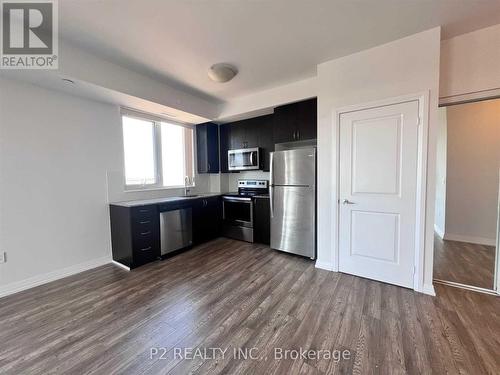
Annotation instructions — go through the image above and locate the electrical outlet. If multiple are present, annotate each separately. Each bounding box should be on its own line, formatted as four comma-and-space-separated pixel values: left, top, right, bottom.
0, 251, 6, 264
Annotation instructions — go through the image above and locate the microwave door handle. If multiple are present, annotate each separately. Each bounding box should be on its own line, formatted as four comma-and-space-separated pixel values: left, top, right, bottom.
250, 151, 253, 166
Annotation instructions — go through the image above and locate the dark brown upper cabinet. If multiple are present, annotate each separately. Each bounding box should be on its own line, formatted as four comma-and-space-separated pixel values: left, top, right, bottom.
196, 122, 219, 174
219, 114, 274, 172
273, 98, 317, 144
219, 124, 231, 173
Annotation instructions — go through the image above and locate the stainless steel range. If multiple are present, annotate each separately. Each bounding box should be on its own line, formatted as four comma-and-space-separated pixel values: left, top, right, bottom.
222, 179, 269, 242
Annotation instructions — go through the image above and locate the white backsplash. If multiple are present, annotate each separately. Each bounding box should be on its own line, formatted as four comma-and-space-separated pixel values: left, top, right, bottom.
106, 169, 211, 203
106, 169, 270, 202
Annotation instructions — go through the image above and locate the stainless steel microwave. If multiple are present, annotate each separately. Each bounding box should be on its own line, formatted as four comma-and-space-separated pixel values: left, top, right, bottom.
228, 147, 260, 171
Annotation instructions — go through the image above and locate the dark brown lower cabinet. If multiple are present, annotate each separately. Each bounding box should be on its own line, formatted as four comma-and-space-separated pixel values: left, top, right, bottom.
253, 197, 270, 245
193, 196, 222, 245
110, 196, 224, 269
110, 204, 160, 269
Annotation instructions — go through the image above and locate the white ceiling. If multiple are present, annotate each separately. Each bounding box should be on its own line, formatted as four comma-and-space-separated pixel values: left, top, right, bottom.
58, 0, 500, 102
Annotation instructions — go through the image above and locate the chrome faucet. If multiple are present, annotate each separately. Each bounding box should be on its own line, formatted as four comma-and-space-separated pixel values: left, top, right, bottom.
184, 176, 193, 196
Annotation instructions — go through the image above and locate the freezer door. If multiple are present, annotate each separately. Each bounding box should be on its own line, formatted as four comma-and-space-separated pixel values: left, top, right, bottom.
270, 148, 316, 187
270, 185, 315, 258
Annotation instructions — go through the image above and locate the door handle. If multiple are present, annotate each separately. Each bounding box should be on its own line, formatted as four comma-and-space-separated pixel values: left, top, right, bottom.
342, 199, 356, 205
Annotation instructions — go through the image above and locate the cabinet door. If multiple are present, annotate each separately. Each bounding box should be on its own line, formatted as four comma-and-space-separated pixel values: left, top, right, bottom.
206, 123, 219, 173
242, 118, 258, 148
229, 122, 245, 150
192, 199, 205, 245
254, 198, 270, 245
206, 197, 222, 239
273, 103, 297, 144
256, 115, 274, 171
196, 123, 219, 173
296, 98, 317, 141
219, 124, 230, 173
196, 124, 208, 173
193, 197, 222, 244
273, 98, 317, 143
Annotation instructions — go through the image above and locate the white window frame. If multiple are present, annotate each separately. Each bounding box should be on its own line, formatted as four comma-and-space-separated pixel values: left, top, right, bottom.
121, 108, 195, 191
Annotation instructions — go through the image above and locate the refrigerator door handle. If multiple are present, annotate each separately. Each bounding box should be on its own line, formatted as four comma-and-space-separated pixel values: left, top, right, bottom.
269, 152, 274, 218
269, 152, 274, 186
270, 186, 274, 218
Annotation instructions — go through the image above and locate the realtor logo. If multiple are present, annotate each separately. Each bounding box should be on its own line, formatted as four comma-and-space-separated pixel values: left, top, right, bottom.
1, 0, 58, 69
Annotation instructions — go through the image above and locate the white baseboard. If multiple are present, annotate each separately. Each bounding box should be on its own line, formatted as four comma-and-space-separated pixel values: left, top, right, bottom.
0, 256, 111, 298
434, 279, 498, 296
421, 283, 436, 296
434, 224, 444, 239
443, 233, 496, 246
315, 260, 336, 271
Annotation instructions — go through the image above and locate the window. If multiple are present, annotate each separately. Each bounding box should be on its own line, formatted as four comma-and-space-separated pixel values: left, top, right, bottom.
122, 113, 194, 189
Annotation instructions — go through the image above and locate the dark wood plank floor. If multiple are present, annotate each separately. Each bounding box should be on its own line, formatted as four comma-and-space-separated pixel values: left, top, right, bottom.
1, 238, 499, 374
433, 233, 496, 289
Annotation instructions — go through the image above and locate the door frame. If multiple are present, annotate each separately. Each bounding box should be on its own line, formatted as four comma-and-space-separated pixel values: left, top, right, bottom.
495, 170, 500, 294
331, 92, 430, 294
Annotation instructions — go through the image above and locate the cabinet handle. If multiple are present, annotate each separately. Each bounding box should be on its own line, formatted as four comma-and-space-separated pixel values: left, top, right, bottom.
297, 130, 300, 140
139, 220, 150, 224
140, 246, 152, 251
140, 231, 151, 236
293, 131, 296, 140
208, 163, 211, 171
139, 209, 149, 213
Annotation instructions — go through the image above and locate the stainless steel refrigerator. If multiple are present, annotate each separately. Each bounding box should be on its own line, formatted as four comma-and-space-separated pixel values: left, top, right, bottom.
270, 148, 316, 259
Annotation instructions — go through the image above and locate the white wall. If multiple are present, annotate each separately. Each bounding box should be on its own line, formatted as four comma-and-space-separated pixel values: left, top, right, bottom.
316, 27, 441, 293
0, 77, 211, 296
0, 78, 118, 294
440, 23, 500, 102
444, 99, 500, 245
434, 108, 447, 237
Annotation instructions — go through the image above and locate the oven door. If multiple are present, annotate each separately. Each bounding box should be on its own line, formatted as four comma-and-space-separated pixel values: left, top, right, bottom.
228, 148, 260, 171
222, 197, 253, 228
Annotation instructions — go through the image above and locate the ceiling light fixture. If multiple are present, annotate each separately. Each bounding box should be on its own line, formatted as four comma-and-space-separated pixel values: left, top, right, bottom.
208, 63, 238, 83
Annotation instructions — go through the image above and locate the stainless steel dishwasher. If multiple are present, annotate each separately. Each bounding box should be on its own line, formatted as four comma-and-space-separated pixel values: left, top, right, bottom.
160, 208, 193, 256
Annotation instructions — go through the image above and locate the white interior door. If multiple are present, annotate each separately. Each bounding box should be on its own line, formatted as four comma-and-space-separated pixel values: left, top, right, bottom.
339, 100, 419, 288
